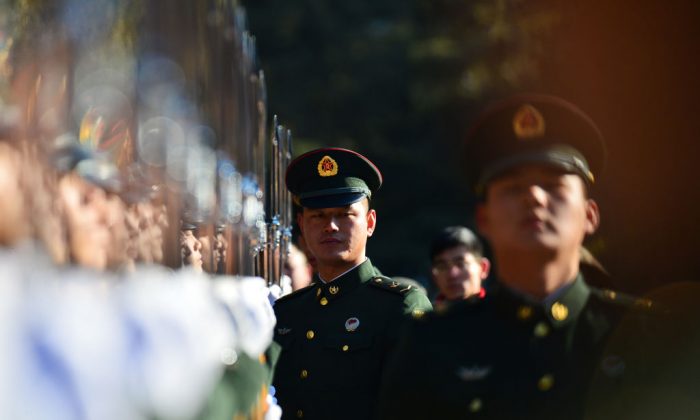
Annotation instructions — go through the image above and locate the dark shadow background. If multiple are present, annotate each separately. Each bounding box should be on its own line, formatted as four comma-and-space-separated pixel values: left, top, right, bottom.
246, 0, 700, 294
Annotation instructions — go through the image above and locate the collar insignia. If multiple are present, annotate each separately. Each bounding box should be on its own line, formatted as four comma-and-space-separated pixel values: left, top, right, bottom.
513, 104, 546, 139
277, 327, 292, 335
456, 365, 492, 381
329, 285, 340, 295
317, 155, 339, 177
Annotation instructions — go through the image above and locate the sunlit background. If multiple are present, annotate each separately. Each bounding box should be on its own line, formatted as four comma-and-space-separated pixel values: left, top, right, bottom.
246, 0, 700, 294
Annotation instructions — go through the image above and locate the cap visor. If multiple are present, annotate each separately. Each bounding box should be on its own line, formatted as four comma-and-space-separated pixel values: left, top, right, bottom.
479, 150, 589, 188
299, 192, 367, 209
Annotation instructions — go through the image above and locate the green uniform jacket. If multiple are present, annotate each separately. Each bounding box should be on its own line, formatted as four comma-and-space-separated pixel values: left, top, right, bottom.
198, 352, 272, 420
377, 274, 658, 420
272, 259, 432, 420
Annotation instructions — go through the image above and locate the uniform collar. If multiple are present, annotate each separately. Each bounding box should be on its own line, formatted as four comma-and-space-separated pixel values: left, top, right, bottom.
313, 259, 377, 307
493, 273, 590, 329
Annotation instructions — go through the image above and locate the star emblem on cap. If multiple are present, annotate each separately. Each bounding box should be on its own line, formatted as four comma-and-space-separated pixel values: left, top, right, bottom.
513, 104, 546, 139
317, 155, 339, 177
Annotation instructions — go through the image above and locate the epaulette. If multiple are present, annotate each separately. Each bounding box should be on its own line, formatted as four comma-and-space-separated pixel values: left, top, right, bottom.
590, 287, 655, 312
274, 283, 316, 305
368, 276, 416, 296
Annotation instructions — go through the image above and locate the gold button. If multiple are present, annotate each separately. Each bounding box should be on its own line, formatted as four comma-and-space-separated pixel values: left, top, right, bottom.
306, 330, 315, 340
469, 398, 483, 412
635, 298, 653, 309
551, 302, 569, 321
296, 409, 304, 418
300, 369, 308, 379
320, 297, 328, 306
517, 305, 533, 320
538, 374, 554, 391
342, 345, 349, 352
534, 322, 550, 338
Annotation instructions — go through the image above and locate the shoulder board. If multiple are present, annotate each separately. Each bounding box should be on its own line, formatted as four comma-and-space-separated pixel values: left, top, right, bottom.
368, 276, 416, 296
589, 287, 655, 311
274, 283, 316, 305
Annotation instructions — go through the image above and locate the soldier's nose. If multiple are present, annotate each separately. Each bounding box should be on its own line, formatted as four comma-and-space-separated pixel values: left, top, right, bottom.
323, 219, 339, 232
524, 184, 548, 206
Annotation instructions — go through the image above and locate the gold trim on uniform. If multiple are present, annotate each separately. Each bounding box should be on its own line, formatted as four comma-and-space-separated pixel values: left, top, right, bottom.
551, 302, 569, 321
516, 305, 533, 320
412, 309, 425, 319
534, 322, 550, 338
469, 398, 483, 413
537, 374, 555, 391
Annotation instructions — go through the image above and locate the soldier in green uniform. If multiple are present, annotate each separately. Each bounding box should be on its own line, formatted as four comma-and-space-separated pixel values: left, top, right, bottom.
272, 147, 432, 420
377, 94, 659, 419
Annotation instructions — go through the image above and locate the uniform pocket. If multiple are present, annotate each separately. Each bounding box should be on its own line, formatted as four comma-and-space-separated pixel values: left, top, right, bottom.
320, 333, 376, 389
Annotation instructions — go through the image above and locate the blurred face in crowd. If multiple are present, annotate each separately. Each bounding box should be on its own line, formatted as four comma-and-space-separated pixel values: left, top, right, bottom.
125, 202, 167, 265
299, 198, 376, 276
432, 246, 490, 300
59, 174, 111, 270
296, 234, 317, 271
284, 244, 313, 290
0, 144, 29, 245
477, 165, 599, 259
180, 229, 203, 271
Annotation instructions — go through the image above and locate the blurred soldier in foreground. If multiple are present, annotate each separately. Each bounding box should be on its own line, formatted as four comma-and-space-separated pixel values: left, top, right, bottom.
378, 94, 664, 419
429, 226, 490, 309
271, 148, 432, 419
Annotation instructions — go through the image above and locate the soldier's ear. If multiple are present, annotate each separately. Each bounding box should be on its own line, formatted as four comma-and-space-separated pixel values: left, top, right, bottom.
584, 199, 600, 235
366, 209, 377, 237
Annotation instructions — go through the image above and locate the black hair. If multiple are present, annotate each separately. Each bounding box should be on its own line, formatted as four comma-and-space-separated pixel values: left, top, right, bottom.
429, 226, 484, 261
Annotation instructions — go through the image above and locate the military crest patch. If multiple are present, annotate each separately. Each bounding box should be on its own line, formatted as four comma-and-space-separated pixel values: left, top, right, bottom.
513, 104, 546, 139
345, 317, 360, 332
317, 155, 339, 177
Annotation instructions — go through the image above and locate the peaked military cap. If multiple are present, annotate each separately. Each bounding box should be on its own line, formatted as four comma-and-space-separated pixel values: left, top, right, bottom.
285, 147, 383, 208
465, 94, 606, 193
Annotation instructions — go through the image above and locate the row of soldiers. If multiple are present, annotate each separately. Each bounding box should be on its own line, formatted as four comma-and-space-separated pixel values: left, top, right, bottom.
269, 94, 700, 419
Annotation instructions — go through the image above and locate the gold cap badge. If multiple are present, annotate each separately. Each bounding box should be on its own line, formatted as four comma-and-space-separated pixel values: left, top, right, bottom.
317, 155, 339, 177
513, 104, 546, 139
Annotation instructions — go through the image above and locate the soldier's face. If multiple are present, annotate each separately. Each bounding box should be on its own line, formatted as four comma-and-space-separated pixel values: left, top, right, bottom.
299, 199, 376, 269
432, 246, 490, 300
180, 229, 203, 271
477, 165, 599, 257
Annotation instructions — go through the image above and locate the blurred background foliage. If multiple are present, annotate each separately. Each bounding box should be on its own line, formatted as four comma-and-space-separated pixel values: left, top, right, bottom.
247, 0, 699, 293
